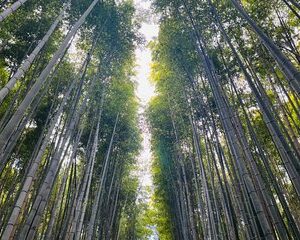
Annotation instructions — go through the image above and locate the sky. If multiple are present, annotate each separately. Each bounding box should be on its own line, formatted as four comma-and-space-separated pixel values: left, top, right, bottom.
135, 0, 158, 105
134, 0, 158, 196
133, 0, 159, 238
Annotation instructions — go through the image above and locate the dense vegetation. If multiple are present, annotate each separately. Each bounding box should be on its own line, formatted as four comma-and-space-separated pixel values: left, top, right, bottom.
0, 0, 142, 239
148, 0, 300, 239
0, 0, 299, 239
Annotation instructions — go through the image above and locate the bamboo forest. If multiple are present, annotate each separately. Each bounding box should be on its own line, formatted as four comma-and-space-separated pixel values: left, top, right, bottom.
0, 0, 300, 239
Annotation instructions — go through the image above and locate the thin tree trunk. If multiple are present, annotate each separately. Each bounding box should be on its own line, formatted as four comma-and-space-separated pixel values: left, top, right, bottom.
230, 0, 300, 95
0, 1, 69, 103
86, 113, 117, 240
75, 114, 119, 240
1, 77, 76, 240
19, 67, 90, 239
0, 0, 101, 152
0, 0, 28, 22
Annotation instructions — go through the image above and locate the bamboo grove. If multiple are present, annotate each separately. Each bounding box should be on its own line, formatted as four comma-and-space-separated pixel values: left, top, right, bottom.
0, 0, 142, 239
147, 0, 300, 239
0, 0, 300, 240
